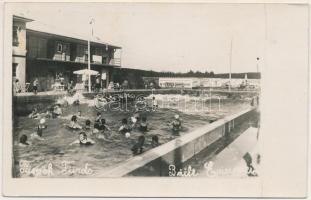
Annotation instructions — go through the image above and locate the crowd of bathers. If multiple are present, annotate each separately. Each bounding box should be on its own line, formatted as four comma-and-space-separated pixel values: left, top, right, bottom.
19, 101, 183, 156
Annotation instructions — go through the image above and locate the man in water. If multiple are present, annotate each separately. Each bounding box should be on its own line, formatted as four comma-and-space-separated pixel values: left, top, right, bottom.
19, 135, 30, 147
131, 135, 145, 155
119, 118, 132, 135
168, 114, 182, 135
31, 118, 47, 140
139, 116, 148, 133
70, 132, 95, 145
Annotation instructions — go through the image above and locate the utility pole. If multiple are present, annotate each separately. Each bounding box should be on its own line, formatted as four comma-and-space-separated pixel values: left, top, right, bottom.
256, 57, 260, 73
88, 18, 95, 93
229, 37, 233, 91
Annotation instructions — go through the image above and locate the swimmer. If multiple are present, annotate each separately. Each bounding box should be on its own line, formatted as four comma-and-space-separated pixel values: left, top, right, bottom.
28, 108, 39, 119
99, 119, 111, 132
119, 118, 132, 135
94, 112, 102, 130
168, 114, 182, 135
44, 109, 52, 119
68, 115, 82, 130
84, 119, 91, 130
139, 116, 148, 132
70, 132, 95, 145
19, 134, 30, 147
130, 112, 140, 128
52, 104, 62, 118
97, 119, 113, 141
131, 135, 145, 155
151, 135, 159, 147
31, 118, 47, 140
152, 96, 158, 110
76, 111, 87, 120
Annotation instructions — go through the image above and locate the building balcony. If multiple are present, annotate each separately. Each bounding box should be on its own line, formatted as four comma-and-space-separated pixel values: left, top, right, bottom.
12, 46, 27, 57
109, 58, 121, 66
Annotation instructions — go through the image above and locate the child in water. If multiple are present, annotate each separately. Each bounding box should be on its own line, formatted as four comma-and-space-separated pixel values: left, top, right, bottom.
119, 118, 132, 135
19, 134, 30, 147
69, 115, 82, 129
70, 132, 95, 146
168, 114, 182, 135
31, 118, 47, 140
139, 116, 148, 133
131, 135, 145, 155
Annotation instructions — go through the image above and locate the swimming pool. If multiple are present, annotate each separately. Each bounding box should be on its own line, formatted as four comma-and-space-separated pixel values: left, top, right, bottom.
13, 93, 252, 177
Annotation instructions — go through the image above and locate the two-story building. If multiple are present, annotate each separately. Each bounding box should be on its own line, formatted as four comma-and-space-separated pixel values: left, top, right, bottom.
13, 15, 122, 92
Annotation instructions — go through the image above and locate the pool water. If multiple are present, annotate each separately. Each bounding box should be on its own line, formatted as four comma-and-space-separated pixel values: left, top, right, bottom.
13, 94, 252, 177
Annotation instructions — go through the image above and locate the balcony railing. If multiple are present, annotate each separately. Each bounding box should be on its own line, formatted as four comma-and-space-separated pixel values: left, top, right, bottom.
109, 58, 121, 66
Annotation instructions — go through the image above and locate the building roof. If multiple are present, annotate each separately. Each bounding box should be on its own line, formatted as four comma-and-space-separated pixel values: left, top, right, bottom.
25, 18, 121, 49
13, 15, 34, 23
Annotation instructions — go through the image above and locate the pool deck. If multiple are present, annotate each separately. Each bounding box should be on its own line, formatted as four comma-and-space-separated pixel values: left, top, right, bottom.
15, 88, 259, 97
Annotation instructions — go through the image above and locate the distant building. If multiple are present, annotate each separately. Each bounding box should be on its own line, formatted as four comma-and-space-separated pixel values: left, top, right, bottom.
158, 77, 197, 88
12, 15, 122, 91
158, 77, 260, 89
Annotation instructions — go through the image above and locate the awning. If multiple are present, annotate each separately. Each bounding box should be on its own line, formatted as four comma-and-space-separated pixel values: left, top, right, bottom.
73, 69, 99, 76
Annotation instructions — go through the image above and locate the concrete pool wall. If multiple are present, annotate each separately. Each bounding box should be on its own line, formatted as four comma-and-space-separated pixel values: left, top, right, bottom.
101, 107, 258, 177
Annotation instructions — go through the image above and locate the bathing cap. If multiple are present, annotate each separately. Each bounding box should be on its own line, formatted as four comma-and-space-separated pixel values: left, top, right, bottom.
125, 132, 131, 138
131, 117, 137, 123
40, 118, 46, 124
174, 114, 179, 119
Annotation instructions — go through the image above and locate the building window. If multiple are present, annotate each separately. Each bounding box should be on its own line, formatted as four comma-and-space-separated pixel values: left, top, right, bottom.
57, 43, 63, 53
12, 63, 18, 77
94, 47, 103, 56
13, 26, 19, 46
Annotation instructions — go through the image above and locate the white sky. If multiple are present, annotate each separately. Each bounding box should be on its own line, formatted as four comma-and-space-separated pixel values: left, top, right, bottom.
11, 3, 267, 73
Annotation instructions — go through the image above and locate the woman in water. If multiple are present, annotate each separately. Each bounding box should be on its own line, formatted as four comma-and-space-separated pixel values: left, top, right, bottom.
118, 118, 132, 135
68, 115, 82, 130
70, 132, 95, 146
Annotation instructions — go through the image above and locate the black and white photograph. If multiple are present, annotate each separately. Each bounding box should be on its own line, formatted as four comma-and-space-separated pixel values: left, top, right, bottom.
1, 1, 309, 197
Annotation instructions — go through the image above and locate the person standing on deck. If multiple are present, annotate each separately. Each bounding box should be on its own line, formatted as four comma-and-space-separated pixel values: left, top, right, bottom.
95, 75, 101, 92
33, 78, 39, 94
14, 79, 22, 94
